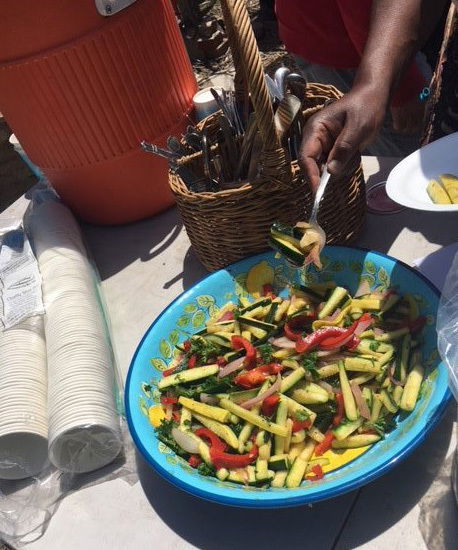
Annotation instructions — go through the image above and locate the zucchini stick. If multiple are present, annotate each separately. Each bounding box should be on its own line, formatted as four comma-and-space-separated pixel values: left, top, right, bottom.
400, 353, 424, 411
339, 361, 358, 421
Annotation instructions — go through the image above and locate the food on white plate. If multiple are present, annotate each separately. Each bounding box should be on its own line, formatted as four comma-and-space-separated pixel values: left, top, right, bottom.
145, 264, 428, 489
426, 173, 458, 205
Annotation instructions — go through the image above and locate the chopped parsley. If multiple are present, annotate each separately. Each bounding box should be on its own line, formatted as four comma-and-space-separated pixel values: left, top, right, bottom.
301, 352, 319, 380
231, 423, 244, 437
198, 375, 234, 394
197, 462, 216, 477
188, 336, 220, 364
174, 375, 234, 399
365, 415, 397, 437
313, 401, 337, 432
369, 341, 380, 352
258, 343, 274, 363
294, 409, 310, 422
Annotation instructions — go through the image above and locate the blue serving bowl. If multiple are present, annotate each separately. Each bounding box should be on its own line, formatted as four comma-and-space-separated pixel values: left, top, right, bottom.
125, 246, 450, 508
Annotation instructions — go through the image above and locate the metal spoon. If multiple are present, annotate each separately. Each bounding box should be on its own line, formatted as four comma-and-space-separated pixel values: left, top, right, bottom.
285, 73, 307, 103
274, 67, 291, 99
273, 94, 302, 142
265, 74, 283, 102
167, 135, 187, 157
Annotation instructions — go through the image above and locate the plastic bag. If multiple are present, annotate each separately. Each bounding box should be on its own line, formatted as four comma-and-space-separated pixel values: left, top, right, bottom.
436, 249, 458, 506
0, 185, 137, 547
437, 250, 458, 401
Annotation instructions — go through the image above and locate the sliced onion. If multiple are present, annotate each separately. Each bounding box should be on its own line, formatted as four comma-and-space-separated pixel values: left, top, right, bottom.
325, 308, 341, 322
218, 356, 245, 378
240, 374, 282, 409
317, 380, 336, 395
350, 382, 371, 419
388, 364, 404, 387
373, 327, 384, 337
200, 393, 219, 405
318, 354, 347, 366
354, 316, 374, 336
355, 279, 371, 298
317, 348, 342, 357
304, 244, 323, 269
172, 427, 200, 454
272, 336, 297, 349
165, 404, 173, 420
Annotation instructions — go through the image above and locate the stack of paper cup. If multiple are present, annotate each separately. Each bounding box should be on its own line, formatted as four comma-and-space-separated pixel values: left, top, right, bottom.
29, 200, 122, 474
0, 317, 48, 480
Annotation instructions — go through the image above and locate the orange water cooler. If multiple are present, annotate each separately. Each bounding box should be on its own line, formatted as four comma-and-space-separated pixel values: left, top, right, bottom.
0, 0, 197, 224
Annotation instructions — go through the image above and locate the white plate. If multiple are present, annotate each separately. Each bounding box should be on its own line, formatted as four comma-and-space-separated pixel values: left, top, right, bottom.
386, 132, 458, 211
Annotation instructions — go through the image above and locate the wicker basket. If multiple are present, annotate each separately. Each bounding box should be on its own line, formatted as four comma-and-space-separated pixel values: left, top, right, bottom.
169, 0, 365, 272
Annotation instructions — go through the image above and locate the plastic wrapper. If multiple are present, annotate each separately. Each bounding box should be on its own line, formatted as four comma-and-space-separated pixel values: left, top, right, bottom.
0, 217, 44, 328
436, 249, 458, 505
0, 186, 136, 547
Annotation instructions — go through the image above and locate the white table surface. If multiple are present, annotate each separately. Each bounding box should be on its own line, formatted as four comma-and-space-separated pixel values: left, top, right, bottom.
2, 157, 457, 550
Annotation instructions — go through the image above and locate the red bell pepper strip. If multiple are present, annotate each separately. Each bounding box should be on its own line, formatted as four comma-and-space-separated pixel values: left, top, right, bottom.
295, 327, 348, 353
296, 313, 374, 353
308, 464, 325, 481
162, 366, 177, 377
284, 322, 303, 342
210, 444, 259, 470
218, 311, 235, 322
216, 356, 228, 367
188, 455, 202, 468
314, 431, 335, 456
262, 284, 276, 298
194, 427, 227, 452
160, 396, 178, 405
234, 363, 284, 389
292, 419, 312, 432
332, 392, 345, 426
183, 340, 191, 352
187, 354, 198, 369
172, 411, 181, 423
261, 393, 280, 416
231, 336, 256, 366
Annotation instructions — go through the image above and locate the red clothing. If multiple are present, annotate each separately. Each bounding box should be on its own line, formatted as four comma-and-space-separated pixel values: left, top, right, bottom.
275, 0, 425, 106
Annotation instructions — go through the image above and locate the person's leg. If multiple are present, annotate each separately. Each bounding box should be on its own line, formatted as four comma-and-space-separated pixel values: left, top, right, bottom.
294, 56, 422, 158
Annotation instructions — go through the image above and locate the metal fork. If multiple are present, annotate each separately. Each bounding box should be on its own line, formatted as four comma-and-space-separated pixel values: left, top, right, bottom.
307, 165, 331, 253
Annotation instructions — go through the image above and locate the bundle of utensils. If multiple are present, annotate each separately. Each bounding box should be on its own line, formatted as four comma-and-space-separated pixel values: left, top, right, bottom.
142, 67, 307, 193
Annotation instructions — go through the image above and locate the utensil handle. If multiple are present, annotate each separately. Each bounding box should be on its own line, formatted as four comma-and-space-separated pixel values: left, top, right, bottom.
220, 0, 290, 181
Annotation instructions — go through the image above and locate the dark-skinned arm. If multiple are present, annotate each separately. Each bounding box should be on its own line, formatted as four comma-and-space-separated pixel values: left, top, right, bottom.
300, 0, 449, 190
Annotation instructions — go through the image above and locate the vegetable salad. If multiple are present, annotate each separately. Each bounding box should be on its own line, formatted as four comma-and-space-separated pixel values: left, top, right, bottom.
148, 268, 426, 489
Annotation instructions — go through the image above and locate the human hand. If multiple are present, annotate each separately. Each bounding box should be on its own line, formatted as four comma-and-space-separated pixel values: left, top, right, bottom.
390, 96, 425, 134
299, 87, 388, 191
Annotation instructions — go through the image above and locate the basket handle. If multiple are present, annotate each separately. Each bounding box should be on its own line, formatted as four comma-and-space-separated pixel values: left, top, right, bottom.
220, 0, 290, 180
